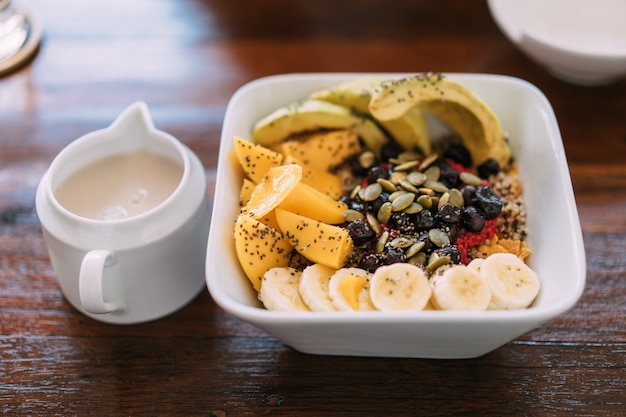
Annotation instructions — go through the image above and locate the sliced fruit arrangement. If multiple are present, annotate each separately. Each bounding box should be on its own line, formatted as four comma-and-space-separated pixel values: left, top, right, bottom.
258, 254, 539, 312
233, 73, 538, 312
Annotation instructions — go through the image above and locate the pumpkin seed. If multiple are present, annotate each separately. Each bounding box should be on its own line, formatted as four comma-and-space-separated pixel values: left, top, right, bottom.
426, 254, 451, 274
359, 182, 383, 202
416, 194, 432, 209
418, 187, 435, 196
398, 178, 420, 194
350, 184, 361, 199
375, 230, 389, 254
408, 252, 427, 266
404, 202, 423, 214
437, 192, 450, 211
377, 201, 392, 224
397, 150, 422, 163
405, 241, 426, 258
459, 171, 483, 186
424, 179, 449, 193
418, 153, 438, 171
389, 190, 408, 202
367, 212, 382, 235
406, 171, 427, 186
358, 151, 377, 169
428, 228, 450, 247
389, 171, 407, 185
376, 178, 397, 192
448, 188, 465, 208
390, 236, 415, 249
394, 160, 419, 171
424, 165, 440, 181
391, 192, 415, 211
342, 209, 364, 222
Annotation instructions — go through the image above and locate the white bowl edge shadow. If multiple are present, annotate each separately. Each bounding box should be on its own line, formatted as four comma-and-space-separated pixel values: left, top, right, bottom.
206, 73, 587, 358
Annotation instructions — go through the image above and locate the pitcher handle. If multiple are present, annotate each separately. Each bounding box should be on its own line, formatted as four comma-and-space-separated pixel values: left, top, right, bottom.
79, 249, 119, 314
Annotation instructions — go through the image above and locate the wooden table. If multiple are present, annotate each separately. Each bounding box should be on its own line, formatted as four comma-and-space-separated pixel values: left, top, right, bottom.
2, 1, 625, 415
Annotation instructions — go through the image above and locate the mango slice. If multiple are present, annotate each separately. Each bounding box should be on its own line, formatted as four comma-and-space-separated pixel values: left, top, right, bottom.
275, 209, 354, 270
369, 73, 511, 166
234, 135, 284, 184
234, 214, 293, 292
284, 155, 343, 199
246, 164, 302, 220
276, 129, 361, 172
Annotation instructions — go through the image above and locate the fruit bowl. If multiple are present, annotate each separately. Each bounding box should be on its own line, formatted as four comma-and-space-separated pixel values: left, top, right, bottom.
205, 73, 586, 359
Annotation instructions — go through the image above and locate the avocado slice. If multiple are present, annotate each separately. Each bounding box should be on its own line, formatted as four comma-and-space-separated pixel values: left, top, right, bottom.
311, 77, 431, 154
369, 73, 511, 167
252, 98, 388, 156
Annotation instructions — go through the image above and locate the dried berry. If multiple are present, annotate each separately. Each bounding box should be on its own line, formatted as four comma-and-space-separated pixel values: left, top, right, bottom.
474, 185, 502, 219
443, 143, 472, 167
347, 219, 376, 246
462, 206, 486, 233
477, 158, 500, 179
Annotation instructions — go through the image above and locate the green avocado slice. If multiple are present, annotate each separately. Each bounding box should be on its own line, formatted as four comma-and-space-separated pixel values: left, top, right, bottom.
311, 77, 431, 154
252, 98, 388, 156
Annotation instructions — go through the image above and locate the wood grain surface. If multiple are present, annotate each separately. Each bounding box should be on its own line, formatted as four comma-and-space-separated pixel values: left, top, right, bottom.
1, 1, 625, 416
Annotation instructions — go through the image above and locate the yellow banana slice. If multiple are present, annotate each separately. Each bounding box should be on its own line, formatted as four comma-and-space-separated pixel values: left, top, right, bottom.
298, 264, 338, 311
430, 265, 492, 311
369, 263, 432, 311
480, 253, 540, 309
328, 267, 376, 311
369, 73, 511, 167
259, 267, 310, 312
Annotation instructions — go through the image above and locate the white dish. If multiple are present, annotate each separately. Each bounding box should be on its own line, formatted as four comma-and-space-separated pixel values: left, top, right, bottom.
488, 0, 626, 85
205, 73, 586, 358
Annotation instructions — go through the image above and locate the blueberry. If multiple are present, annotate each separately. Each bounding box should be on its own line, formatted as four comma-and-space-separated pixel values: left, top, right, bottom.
459, 184, 477, 206
439, 163, 460, 188
477, 158, 500, 179
462, 206, 486, 232
366, 165, 390, 183
443, 143, 472, 167
474, 186, 502, 219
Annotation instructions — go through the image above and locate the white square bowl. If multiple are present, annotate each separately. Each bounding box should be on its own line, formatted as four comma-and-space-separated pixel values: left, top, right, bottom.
206, 73, 586, 359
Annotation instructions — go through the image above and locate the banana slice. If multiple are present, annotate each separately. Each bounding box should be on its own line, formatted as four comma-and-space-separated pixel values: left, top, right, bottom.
299, 264, 337, 311
480, 253, 540, 310
467, 258, 485, 273
369, 263, 432, 311
259, 267, 310, 312
328, 267, 376, 311
369, 73, 510, 167
430, 265, 491, 311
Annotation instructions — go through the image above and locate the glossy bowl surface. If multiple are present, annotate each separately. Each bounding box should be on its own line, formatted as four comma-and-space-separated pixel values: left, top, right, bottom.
488, 0, 626, 85
206, 73, 586, 358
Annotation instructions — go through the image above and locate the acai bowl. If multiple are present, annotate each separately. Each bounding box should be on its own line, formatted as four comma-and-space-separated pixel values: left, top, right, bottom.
205, 73, 585, 359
